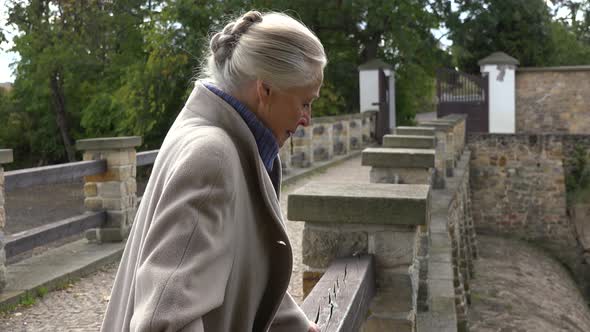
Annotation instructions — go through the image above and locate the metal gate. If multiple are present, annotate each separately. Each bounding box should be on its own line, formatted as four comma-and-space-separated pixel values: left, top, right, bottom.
436, 68, 489, 133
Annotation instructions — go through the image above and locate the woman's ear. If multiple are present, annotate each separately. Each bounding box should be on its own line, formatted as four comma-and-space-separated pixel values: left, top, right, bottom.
256, 80, 271, 102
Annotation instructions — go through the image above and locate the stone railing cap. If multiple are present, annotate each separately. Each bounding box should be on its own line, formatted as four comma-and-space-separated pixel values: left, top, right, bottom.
418, 121, 454, 131
383, 135, 436, 149
76, 136, 142, 151
0, 149, 14, 164
288, 182, 429, 225
362, 147, 435, 168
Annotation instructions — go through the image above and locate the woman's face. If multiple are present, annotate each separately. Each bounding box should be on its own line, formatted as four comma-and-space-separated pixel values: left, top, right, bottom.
256, 79, 322, 147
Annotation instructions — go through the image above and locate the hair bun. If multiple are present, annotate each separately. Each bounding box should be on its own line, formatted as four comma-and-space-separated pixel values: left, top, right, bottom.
211, 11, 263, 65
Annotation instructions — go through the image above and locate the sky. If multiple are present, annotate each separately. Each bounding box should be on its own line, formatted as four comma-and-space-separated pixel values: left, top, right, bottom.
0, 0, 19, 83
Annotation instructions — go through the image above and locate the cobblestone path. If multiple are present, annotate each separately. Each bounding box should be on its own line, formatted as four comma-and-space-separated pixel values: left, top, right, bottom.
0, 155, 370, 331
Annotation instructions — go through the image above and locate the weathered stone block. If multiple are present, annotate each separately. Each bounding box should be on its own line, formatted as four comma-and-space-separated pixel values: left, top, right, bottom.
83, 183, 98, 197
288, 183, 430, 225
105, 210, 128, 228
371, 231, 416, 268
395, 126, 435, 136
362, 148, 435, 169
84, 197, 103, 211
84, 165, 133, 182
383, 135, 436, 149
302, 225, 367, 268
97, 182, 126, 198
102, 197, 127, 210
370, 167, 432, 185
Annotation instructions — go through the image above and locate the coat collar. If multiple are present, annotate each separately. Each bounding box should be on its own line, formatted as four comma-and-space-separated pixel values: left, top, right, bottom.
183, 82, 290, 244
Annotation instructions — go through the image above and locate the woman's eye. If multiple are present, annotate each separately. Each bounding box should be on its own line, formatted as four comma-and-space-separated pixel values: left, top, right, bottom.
303, 103, 310, 109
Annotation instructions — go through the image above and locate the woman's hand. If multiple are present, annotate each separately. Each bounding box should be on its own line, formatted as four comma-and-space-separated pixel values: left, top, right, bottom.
308, 322, 320, 332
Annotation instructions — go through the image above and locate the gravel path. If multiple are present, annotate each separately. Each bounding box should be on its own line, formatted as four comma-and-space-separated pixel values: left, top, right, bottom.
0, 155, 370, 331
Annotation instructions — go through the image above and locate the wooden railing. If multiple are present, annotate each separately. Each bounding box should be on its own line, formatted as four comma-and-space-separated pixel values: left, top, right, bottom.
4, 160, 106, 192
2, 150, 160, 260
302, 255, 375, 332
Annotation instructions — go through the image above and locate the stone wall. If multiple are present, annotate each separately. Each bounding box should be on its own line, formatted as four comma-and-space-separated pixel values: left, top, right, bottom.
516, 66, 590, 134
468, 133, 590, 295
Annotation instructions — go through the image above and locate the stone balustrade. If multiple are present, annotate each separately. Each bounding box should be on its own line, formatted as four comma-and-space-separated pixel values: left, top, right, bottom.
288, 113, 377, 169
288, 182, 431, 331
76, 137, 141, 243
361, 147, 435, 185
0, 149, 13, 292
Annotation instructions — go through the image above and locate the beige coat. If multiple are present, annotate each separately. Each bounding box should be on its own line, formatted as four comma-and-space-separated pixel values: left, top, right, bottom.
101, 83, 310, 331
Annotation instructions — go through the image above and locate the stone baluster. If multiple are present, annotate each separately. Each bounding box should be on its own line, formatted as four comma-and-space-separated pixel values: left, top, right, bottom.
0, 149, 13, 291
332, 118, 350, 156
279, 137, 292, 176
349, 116, 363, 150
311, 121, 333, 162
361, 147, 435, 185
289, 182, 430, 331
291, 126, 313, 168
76, 137, 141, 242
361, 112, 373, 146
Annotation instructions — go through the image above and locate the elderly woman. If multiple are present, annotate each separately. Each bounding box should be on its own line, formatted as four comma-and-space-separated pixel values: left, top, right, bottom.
101, 10, 325, 332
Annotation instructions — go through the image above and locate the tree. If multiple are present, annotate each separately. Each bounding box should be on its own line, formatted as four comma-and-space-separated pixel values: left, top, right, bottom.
447, 0, 555, 72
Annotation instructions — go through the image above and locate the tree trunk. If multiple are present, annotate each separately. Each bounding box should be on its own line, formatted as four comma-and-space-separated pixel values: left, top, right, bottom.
50, 70, 76, 162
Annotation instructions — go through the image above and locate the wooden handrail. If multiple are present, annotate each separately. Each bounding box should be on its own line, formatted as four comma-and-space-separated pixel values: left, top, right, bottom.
4, 160, 107, 192
302, 255, 375, 332
5, 211, 106, 259
137, 150, 159, 167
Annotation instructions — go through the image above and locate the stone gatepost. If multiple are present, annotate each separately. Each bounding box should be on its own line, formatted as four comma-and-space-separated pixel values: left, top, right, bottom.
279, 138, 292, 175
361, 147, 435, 185
0, 149, 13, 291
311, 120, 333, 162
289, 183, 430, 331
291, 126, 313, 168
349, 115, 363, 150
76, 137, 141, 242
332, 118, 350, 156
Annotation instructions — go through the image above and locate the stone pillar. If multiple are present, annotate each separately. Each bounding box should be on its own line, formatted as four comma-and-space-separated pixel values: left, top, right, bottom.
0, 149, 13, 291
418, 121, 455, 179
349, 116, 363, 150
479, 52, 519, 134
288, 182, 430, 330
441, 114, 467, 157
291, 126, 313, 168
76, 137, 141, 242
362, 147, 435, 185
332, 118, 350, 156
311, 121, 333, 162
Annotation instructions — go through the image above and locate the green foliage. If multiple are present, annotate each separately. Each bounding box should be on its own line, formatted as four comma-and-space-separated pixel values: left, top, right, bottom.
312, 81, 346, 117
0, 0, 454, 166
447, 0, 556, 72
566, 145, 590, 198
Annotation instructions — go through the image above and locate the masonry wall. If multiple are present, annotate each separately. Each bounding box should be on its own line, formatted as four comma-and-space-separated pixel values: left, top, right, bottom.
516, 67, 590, 134
468, 133, 590, 295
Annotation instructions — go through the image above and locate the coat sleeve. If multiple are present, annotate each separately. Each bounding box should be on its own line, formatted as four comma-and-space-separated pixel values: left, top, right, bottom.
269, 292, 312, 332
130, 139, 237, 332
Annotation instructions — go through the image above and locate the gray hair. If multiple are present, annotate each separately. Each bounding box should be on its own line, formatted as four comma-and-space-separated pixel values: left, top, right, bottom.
199, 11, 326, 93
